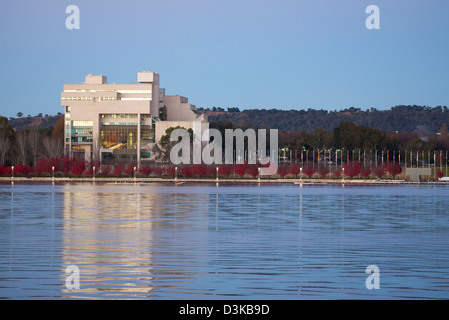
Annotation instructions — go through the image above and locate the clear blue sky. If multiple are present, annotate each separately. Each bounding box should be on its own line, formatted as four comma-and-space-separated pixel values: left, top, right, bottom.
0, 0, 448, 118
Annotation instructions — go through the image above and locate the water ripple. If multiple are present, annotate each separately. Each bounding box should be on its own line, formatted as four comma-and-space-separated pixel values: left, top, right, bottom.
0, 183, 448, 299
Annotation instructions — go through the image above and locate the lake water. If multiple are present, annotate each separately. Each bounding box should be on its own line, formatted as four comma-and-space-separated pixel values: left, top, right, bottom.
1, 182, 449, 299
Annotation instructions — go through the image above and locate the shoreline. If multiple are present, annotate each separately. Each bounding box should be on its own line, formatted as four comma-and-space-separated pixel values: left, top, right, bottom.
1, 176, 448, 185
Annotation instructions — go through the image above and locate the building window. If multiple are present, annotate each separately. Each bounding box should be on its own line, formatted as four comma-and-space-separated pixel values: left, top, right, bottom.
71, 145, 87, 150
120, 98, 152, 101
72, 121, 93, 127
70, 128, 93, 135
100, 126, 138, 150
116, 90, 152, 94
101, 114, 138, 119
62, 97, 94, 101
101, 122, 138, 126
71, 136, 93, 143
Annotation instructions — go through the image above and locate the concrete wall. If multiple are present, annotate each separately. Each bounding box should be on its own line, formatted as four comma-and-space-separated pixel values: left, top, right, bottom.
405, 167, 433, 182
155, 120, 209, 144
85, 74, 107, 84
163, 95, 198, 121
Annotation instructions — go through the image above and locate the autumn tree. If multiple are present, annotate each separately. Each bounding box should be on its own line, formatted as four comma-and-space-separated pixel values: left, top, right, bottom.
52, 117, 65, 140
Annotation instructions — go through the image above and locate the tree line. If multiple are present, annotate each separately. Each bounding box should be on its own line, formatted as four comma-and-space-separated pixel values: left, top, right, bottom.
205, 105, 449, 133
210, 118, 449, 153
0, 116, 64, 166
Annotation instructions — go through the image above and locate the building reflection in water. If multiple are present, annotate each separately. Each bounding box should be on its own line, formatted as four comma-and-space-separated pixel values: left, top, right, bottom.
60, 183, 209, 299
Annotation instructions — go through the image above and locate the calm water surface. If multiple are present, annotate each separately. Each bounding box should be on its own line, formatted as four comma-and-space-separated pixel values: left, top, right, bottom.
1, 182, 449, 299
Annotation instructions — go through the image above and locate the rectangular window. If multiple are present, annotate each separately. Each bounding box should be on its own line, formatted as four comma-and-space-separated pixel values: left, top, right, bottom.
72, 121, 93, 127
116, 90, 152, 94
100, 114, 138, 119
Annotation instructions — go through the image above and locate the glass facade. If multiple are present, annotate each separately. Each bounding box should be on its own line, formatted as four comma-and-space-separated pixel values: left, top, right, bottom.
116, 90, 152, 94
100, 125, 138, 149
62, 97, 94, 101
72, 121, 93, 127
101, 122, 147, 126
64, 89, 152, 94
120, 98, 152, 101
101, 114, 138, 119
100, 125, 154, 150
141, 125, 154, 145
67, 128, 93, 135
71, 136, 93, 143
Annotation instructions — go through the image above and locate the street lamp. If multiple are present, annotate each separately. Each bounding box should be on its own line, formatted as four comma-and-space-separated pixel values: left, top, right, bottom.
300, 167, 302, 182
175, 166, 178, 182
52, 166, 55, 180
258, 167, 261, 182
134, 166, 137, 181
216, 166, 219, 181
93, 166, 96, 180
11, 166, 14, 180
342, 167, 345, 182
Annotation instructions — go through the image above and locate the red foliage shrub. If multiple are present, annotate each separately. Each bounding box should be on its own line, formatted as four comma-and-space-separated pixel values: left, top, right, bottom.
124, 164, 136, 176
86, 160, 100, 176
289, 166, 300, 177
153, 166, 165, 176
139, 166, 152, 176
70, 158, 86, 177
373, 166, 385, 178
302, 165, 317, 178
99, 164, 112, 177
35, 158, 51, 176
437, 170, 444, 179
113, 163, 124, 176
319, 167, 329, 178
386, 163, 402, 178
233, 164, 247, 177
360, 166, 371, 178
179, 165, 192, 177
218, 165, 232, 177
277, 166, 288, 177
60, 156, 72, 175
13, 163, 33, 176
206, 165, 217, 177
165, 166, 176, 177
247, 166, 259, 178
343, 162, 361, 178
192, 164, 207, 177
49, 157, 60, 173
0, 164, 11, 176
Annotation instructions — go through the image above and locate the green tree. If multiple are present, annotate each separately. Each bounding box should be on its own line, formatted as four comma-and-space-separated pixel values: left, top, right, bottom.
152, 126, 193, 163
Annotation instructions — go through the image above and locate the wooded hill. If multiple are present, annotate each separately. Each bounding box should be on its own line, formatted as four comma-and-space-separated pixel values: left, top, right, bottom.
203, 105, 449, 133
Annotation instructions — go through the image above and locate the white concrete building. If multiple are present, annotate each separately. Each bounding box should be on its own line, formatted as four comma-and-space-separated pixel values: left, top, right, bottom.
61, 71, 208, 165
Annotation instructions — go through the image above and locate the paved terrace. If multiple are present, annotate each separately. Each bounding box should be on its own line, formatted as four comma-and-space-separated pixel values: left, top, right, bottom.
1, 177, 448, 185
